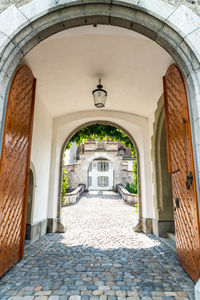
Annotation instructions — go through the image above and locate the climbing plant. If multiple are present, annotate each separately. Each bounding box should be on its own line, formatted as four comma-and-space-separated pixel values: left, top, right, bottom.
65, 124, 138, 194
125, 159, 138, 194
66, 124, 136, 157
62, 152, 69, 200
62, 168, 69, 195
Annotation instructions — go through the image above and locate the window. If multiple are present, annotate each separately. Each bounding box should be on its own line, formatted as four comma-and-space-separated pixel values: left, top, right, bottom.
98, 176, 109, 187
97, 161, 109, 172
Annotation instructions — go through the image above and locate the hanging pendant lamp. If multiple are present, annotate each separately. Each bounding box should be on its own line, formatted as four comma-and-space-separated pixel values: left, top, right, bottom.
92, 79, 107, 108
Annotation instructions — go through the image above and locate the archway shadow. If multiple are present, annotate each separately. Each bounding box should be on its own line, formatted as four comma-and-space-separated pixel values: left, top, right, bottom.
0, 234, 195, 299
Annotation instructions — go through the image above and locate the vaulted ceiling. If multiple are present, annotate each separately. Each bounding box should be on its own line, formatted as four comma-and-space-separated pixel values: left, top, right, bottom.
24, 25, 173, 119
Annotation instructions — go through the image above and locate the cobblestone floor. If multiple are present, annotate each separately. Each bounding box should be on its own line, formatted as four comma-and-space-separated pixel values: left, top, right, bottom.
0, 191, 195, 300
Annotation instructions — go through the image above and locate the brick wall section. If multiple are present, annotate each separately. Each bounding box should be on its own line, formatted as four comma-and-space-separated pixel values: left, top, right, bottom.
0, 0, 199, 16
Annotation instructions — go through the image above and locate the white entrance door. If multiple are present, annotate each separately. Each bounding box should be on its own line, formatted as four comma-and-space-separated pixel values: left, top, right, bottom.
88, 160, 113, 190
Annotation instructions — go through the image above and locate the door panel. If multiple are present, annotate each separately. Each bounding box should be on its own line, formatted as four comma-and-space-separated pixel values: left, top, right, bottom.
163, 64, 200, 282
0, 65, 36, 277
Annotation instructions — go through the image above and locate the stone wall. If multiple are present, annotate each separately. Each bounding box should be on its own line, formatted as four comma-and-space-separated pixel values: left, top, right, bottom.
65, 151, 133, 190
0, 0, 30, 12
165, 0, 200, 15
0, 0, 200, 16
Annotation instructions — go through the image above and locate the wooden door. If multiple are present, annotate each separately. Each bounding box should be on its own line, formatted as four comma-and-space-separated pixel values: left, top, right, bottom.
163, 64, 200, 282
0, 65, 36, 277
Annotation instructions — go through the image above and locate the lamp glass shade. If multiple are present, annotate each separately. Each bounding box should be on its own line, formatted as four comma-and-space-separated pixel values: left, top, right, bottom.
92, 79, 107, 108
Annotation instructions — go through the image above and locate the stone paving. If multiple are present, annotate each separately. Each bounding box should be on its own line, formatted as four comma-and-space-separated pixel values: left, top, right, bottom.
0, 191, 195, 300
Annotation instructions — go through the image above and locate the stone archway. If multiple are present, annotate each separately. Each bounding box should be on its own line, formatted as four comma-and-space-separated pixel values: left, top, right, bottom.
58, 120, 142, 232
0, 0, 200, 285
0, 0, 200, 211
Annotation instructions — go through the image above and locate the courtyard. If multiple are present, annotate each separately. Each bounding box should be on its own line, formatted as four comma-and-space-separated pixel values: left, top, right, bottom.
0, 192, 195, 299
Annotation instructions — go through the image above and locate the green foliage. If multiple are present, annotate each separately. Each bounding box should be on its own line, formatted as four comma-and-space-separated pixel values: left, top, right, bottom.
132, 158, 137, 193
125, 158, 138, 194
66, 124, 136, 157
134, 203, 138, 214
66, 124, 138, 194
62, 197, 66, 206
62, 168, 69, 195
125, 182, 137, 194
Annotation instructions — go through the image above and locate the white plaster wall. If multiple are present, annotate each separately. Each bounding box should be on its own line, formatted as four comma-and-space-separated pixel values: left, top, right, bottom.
148, 112, 157, 219
148, 108, 163, 221
30, 93, 53, 223
47, 110, 154, 220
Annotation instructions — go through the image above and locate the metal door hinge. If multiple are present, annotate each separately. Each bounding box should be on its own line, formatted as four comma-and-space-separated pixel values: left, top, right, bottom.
186, 171, 193, 190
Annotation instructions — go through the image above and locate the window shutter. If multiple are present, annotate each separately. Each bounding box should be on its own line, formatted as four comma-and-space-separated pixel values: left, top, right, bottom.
89, 176, 92, 187
105, 162, 109, 171
106, 176, 109, 186
98, 162, 101, 171
89, 163, 92, 171
97, 176, 100, 186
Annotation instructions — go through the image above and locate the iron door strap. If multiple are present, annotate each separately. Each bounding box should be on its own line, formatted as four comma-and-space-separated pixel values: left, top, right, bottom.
186, 171, 193, 190
182, 118, 193, 190
170, 169, 180, 175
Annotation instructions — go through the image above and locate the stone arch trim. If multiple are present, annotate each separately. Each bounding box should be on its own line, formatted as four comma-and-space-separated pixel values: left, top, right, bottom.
88, 155, 114, 164
0, 1, 200, 119
0, 0, 200, 229
58, 120, 142, 232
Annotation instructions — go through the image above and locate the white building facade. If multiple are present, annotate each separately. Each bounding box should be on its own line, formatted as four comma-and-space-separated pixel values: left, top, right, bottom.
65, 140, 134, 191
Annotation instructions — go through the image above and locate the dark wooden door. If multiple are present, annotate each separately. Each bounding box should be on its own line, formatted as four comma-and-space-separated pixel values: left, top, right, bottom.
163, 64, 200, 282
0, 65, 36, 277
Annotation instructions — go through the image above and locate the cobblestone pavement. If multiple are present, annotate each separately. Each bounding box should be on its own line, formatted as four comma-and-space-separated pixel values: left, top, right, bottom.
0, 192, 195, 300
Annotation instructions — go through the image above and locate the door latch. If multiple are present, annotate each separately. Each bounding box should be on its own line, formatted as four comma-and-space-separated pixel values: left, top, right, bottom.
186, 171, 193, 190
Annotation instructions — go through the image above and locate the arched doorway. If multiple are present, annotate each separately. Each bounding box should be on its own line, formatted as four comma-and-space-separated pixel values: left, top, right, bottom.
59, 121, 141, 231
0, 0, 200, 283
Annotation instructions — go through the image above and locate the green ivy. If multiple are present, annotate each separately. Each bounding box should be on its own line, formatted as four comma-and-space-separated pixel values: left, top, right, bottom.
125, 159, 138, 194
66, 124, 136, 157
62, 150, 69, 196
66, 124, 138, 193
62, 168, 69, 195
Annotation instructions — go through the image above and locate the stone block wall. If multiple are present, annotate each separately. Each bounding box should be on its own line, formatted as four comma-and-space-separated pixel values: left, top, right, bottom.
0, 0, 31, 13
65, 151, 134, 190
0, 0, 199, 16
